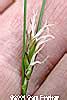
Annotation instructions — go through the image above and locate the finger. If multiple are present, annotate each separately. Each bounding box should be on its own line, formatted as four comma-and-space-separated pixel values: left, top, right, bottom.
0, 0, 22, 70
34, 54, 67, 100
0, 0, 40, 99
27, 0, 67, 95
0, 0, 15, 14
27, 31, 66, 95
0, 0, 22, 99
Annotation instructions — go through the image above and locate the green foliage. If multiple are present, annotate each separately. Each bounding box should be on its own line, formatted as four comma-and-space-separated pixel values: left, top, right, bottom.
22, 37, 37, 95
22, 77, 28, 95
22, 0, 27, 93
22, 0, 46, 95
28, 38, 37, 61
37, 0, 46, 31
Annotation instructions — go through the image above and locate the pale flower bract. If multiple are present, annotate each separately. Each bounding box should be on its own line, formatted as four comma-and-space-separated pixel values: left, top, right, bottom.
22, 10, 55, 95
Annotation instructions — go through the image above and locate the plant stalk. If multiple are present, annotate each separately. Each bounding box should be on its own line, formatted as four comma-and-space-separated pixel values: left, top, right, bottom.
37, 0, 46, 31
22, 0, 27, 92
22, 0, 46, 95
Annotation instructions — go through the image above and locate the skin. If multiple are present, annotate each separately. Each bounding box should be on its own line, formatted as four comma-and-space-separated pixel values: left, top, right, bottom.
0, 0, 67, 100
0, 0, 14, 13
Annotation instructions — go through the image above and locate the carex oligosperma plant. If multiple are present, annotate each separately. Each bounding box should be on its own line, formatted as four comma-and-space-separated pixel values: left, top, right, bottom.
22, 0, 55, 95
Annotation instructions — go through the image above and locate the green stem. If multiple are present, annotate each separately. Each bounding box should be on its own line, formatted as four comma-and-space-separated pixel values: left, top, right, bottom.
22, 0, 46, 95
23, 0, 27, 55
22, 0, 27, 88
37, 0, 46, 31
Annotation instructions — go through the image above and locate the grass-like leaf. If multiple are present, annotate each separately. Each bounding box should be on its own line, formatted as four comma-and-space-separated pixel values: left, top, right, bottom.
22, 0, 47, 95
37, 0, 46, 31
22, 0, 27, 91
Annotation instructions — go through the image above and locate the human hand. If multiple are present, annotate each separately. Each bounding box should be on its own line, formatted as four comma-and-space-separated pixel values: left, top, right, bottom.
0, 0, 22, 100
27, 0, 67, 100
0, 0, 67, 100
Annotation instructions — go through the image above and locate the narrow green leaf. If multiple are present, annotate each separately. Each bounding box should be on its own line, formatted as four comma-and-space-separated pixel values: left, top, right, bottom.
22, 0, 27, 86
22, 0, 46, 96
28, 39, 37, 61
22, 77, 28, 95
24, 53, 29, 69
26, 66, 32, 80
37, 0, 46, 31
23, 0, 27, 56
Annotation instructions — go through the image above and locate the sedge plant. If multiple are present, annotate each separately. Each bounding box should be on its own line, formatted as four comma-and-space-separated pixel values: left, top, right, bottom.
22, 0, 55, 95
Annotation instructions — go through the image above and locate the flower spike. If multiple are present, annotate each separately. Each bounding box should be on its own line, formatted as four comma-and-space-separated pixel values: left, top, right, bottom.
22, 9, 55, 95
30, 56, 49, 66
